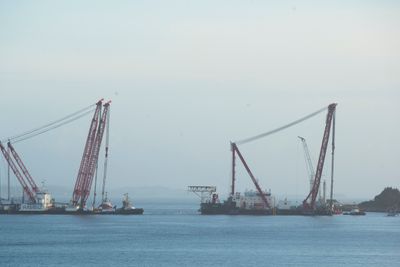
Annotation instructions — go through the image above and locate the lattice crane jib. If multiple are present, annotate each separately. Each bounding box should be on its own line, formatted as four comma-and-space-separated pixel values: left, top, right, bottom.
80, 102, 111, 207
0, 143, 36, 203
231, 143, 270, 208
7, 142, 39, 193
303, 103, 337, 210
72, 100, 103, 206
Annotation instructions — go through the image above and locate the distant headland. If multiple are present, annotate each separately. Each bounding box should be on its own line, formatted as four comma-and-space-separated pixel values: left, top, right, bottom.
359, 187, 400, 212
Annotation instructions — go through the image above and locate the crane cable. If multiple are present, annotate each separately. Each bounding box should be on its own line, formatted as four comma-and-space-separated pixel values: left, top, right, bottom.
235, 105, 328, 145
1, 103, 96, 144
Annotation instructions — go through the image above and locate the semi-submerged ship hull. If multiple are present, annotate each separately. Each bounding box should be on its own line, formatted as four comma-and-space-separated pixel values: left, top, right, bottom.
115, 208, 144, 215
200, 201, 272, 215
200, 202, 332, 216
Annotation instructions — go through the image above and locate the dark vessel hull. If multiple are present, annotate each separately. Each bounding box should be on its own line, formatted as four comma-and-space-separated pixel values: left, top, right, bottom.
275, 209, 303, 215
0, 206, 144, 215
115, 208, 144, 215
200, 202, 272, 215
343, 211, 366, 216
301, 209, 332, 216
200, 202, 332, 216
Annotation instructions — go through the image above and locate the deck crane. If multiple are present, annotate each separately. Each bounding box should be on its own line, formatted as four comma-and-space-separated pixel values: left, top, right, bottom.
81, 101, 111, 207
0, 100, 100, 205
72, 100, 103, 208
230, 142, 270, 208
7, 142, 39, 194
298, 136, 326, 204
71, 99, 111, 210
298, 136, 315, 194
233, 103, 337, 212
303, 103, 336, 212
0, 142, 36, 203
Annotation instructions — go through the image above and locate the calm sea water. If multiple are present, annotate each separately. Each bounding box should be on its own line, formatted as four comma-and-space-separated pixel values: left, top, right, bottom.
0, 201, 399, 267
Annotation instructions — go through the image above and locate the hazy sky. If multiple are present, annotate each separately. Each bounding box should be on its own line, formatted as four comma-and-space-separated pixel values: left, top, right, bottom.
0, 1, 399, 201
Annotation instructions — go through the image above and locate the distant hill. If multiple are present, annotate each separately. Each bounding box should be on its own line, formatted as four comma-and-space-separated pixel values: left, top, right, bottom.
359, 187, 400, 212
1, 185, 196, 204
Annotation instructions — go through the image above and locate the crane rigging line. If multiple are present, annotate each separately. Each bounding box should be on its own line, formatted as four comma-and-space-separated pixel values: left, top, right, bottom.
10, 109, 96, 144
1, 103, 96, 144
235, 105, 328, 145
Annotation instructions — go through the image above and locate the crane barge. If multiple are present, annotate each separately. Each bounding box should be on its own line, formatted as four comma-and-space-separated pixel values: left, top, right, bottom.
191, 103, 337, 216
0, 99, 143, 215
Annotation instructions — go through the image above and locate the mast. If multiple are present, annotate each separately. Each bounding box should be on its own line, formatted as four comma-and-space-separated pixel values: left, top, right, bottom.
8, 142, 39, 193
80, 101, 111, 207
230, 142, 235, 196
72, 100, 103, 207
298, 136, 315, 194
303, 103, 337, 210
329, 110, 336, 211
7, 142, 10, 200
231, 143, 270, 208
92, 161, 99, 209
0, 142, 36, 203
101, 106, 110, 203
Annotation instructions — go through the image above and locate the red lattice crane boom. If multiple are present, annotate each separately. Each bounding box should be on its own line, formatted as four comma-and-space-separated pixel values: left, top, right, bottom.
7, 142, 39, 193
231, 142, 270, 208
0, 143, 36, 203
72, 100, 103, 207
80, 101, 111, 207
303, 103, 337, 210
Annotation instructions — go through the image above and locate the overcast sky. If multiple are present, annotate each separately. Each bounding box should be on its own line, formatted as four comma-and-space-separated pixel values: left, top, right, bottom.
0, 1, 399, 201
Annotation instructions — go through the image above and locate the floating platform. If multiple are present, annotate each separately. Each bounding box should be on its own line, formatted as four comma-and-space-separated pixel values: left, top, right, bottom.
200, 202, 272, 215
200, 201, 332, 216
0, 205, 144, 215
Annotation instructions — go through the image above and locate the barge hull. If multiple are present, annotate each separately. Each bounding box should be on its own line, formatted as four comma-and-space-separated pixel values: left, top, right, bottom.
0, 207, 143, 215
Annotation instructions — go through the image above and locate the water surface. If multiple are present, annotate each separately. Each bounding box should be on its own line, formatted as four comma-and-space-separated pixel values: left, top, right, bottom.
0, 202, 399, 266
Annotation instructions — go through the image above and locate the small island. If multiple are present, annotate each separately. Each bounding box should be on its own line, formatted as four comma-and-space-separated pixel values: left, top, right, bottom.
359, 187, 400, 212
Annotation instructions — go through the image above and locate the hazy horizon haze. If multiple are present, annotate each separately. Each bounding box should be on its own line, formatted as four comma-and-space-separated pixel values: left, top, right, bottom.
0, 1, 399, 202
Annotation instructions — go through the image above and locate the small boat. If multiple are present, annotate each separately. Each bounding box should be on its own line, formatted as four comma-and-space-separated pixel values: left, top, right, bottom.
95, 192, 115, 214
115, 193, 143, 215
343, 208, 366, 216
386, 210, 399, 217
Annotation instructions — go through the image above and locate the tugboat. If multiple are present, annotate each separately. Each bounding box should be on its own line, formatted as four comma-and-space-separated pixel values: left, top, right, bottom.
115, 193, 143, 215
96, 192, 115, 214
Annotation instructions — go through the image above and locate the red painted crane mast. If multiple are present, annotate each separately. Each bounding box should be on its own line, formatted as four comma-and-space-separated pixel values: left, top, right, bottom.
71, 99, 111, 209
0, 143, 36, 203
80, 101, 111, 207
7, 142, 39, 193
303, 103, 336, 211
231, 142, 270, 208
72, 100, 103, 207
